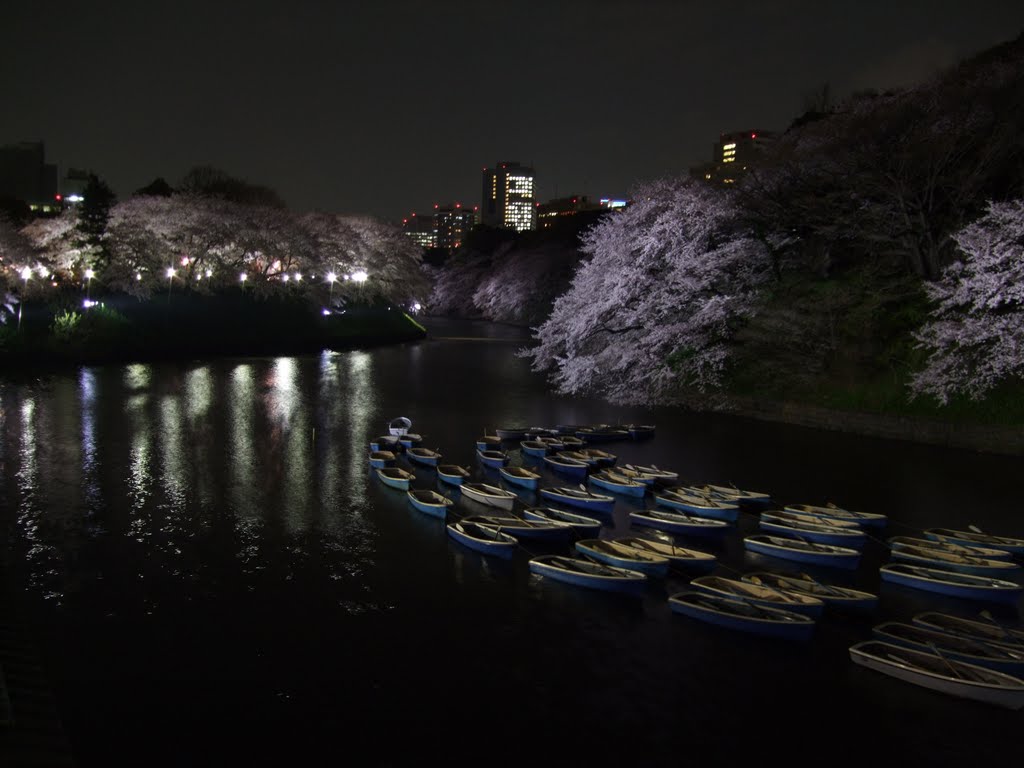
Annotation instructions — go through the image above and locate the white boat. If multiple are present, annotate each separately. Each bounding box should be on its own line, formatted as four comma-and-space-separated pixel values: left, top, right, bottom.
849, 640, 1024, 710
783, 503, 887, 529
460, 482, 517, 511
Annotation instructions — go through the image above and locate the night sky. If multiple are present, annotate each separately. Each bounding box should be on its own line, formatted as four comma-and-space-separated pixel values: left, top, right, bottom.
3, 1, 1023, 221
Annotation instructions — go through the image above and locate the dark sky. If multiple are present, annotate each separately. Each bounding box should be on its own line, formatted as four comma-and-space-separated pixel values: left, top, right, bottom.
3, 1, 1023, 221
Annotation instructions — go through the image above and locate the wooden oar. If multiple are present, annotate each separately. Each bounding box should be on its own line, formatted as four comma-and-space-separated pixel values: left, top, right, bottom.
978, 610, 1024, 649
796, 572, 850, 599
746, 575, 802, 605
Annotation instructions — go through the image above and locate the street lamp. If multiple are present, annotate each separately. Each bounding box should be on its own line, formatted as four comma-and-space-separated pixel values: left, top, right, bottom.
85, 268, 95, 299
352, 270, 368, 283
327, 272, 337, 302
17, 266, 30, 331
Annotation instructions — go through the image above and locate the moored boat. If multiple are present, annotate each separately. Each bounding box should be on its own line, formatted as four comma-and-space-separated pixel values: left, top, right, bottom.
574, 538, 670, 577
476, 449, 511, 469
560, 436, 587, 450
744, 534, 862, 570
499, 465, 541, 490
912, 612, 1024, 649
690, 575, 825, 618
407, 489, 454, 519
376, 467, 416, 491
447, 520, 518, 559
578, 448, 617, 467
783, 503, 887, 529
879, 563, 1023, 604
495, 427, 529, 440
627, 424, 656, 440
700, 483, 772, 507
475, 435, 503, 452
741, 571, 878, 612
668, 591, 816, 641
529, 554, 647, 596
889, 544, 1021, 577
460, 482, 517, 511
523, 507, 603, 538
437, 464, 471, 486
369, 435, 401, 452
520, 440, 551, 458
848, 640, 1024, 710
536, 436, 566, 451
612, 535, 717, 573
398, 433, 424, 449
542, 455, 590, 480
588, 470, 647, 498
369, 450, 396, 469
617, 464, 679, 485
539, 486, 615, 514
463, 515, 573, 543
575, 426, 630, 443
406, 447, 442, 467
871, 622, 1024, 676
761, 509, 861, 529
923, 528, 1024, 556
629, 508, 731, 537
655, 488, 739, 522
888, 535, 1012, 561
759, 514, 868, 548
557, 450, 600, 466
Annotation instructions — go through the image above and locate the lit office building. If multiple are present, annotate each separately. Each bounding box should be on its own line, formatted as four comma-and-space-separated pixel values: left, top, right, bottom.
481, 161, 536, 231
690, 130, 778, 186
434, 203, 478, 251
402, 213, 437, 249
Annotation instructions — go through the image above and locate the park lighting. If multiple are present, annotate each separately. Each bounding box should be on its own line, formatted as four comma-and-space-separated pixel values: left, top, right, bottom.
352, 270, 368, 283
322, 308, 331, 316
294, 273, 302, 282
413, 302, 422, 312
166, 267, 176, 279
282, 274, 290, 283
326, 272, 337, 284
205, 269, 213, 278
240, 273, 248, 283
17, 266, 31, 330
85, 268, 95, 279
85, 268, 95, 299
136, 273, 142, 281
20, 266, 32, 281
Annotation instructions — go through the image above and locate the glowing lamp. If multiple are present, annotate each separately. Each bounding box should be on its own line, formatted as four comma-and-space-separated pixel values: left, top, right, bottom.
136, 273, 142, 281
326, 272, 337, 283
240, 273, 248, 282
20, 266, 32, 281
352, 270, 368, 283
166, 267, 176, 279
282, 274, 290, 282
85, 269, 95, 279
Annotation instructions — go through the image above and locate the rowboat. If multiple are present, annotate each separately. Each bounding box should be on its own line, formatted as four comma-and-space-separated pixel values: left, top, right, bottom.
627, 424, 656, 440
499, 466, 541, 490
529, 554, 647, 596
557, 450, 600, 467
575, 426, 630, 442
554, 424, 586, 435
407, 489, 453, 519
446, 520, 517, 559
888, 536, 1012, 561
740, 571, 878, 612
668, 591, 816, 641
375, 467, 415, 491
912, 612, 1024, 649
522, 507, 603, 537
744, 534, 862, 570
578, 448, 617, 467
398, 433, 423, 449
848, 640, 1024, 710
406, 447, 442, 467
542, 455, 590, 480
759, 514, 868, 548
476, 449, 511, 469
368, 450, 396, 469
520, 440, 551, 458
923, 528, 1024, 556
559, 436, 587, 450
536, 436, 566, 451
588, 470, 647, 498
655, 489, 739, 523
574, 538, 670, 577
437, 464, 471, 486
629, 508, 731, 537
889, 544, 1021, 577
495, 427, 529, 440
783, 503, 887, 529
460, 482, 517, 510
369, 435, 401, 452
690, 575, 825, 618
617, 464, 679, 485
539, 486, 615, 514
475, 435, 503, 452
526, 427, 560, 439
463, 515, 573, 543
762, 509, 861, 529
871, 622, 1024, 676
698, 483, 772, 507
880, 563, 1023, 604
388, 416, 412, 436
612, 536, 717, 573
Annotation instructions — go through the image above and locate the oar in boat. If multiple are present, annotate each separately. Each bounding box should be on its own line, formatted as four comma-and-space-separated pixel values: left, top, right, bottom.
746, 575, 804, 605
978, 610, 1024, 649
797, 572, 850, 599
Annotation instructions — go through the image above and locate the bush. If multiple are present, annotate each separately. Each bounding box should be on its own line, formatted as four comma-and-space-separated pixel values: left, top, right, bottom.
51, 310, 83, 342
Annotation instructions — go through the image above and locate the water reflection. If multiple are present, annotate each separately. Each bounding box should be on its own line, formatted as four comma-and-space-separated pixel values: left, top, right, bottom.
345, 351, 374, 515
16, 397, 60, 600
79, 368, 101, 509
124, 363, 151, 391
229, 363, 257, 521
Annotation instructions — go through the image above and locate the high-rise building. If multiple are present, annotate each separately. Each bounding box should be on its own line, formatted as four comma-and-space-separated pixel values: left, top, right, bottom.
401, 212, 437, 250
0, 141, 59, 212
481, 161, 536, 231
690, 130, 778, 186
434, 203, 477, 251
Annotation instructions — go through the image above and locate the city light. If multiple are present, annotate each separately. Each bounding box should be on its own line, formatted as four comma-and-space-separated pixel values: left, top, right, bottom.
352, 270, 368, 283
166, 267, 176, 279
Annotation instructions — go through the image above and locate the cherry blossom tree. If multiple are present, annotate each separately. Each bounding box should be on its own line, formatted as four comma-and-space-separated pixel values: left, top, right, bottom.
910, 199, 1024, 403
524, 178, 772, 404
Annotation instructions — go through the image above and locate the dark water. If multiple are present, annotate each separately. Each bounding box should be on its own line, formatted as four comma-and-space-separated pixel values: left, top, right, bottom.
0, 318, 1021, 767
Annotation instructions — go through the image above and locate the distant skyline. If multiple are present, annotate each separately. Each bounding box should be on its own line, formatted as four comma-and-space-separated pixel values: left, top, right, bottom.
3, 1, 1024, 220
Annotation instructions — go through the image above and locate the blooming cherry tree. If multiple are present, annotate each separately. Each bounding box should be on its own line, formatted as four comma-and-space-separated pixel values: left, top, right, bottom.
911, 199, 1024, 403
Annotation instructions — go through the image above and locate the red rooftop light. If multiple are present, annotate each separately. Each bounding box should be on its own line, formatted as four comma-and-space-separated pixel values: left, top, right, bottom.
55, 194, 62, 201
751, 133, 757, 138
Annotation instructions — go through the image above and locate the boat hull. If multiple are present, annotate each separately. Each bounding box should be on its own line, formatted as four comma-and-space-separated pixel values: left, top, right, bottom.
437, 467, 469, 486
499, 468, 540, 490
543, 457, 590, 480
539, 488, 615, 514
923, 529, 1024, 556
407, 452, 440, 467
574, 541, 669, 577
529, 557, 647, 596
477, 451, 510, 469
523, 508, 602, 538
630, 511, 730, 538
669, 593, 815, 641
656, 494, 738, 522
744, 537, 861, 570
872, 623, 1024, 676
880, 565, 1023, 604
759, 519, 867, 548
376, 470, 412, 491
588, 474, 647, 498
447, 523, 516, 559
408, 493, 451, 519
461, 485, 517, 511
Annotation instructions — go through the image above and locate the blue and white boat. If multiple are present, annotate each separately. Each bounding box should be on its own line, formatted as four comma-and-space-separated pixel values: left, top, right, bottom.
871, 622, 1024, 676
461, 482, 517, 511
520, 440, 551, 458
406, 447, 442, 467
655, 489, 739, 522
539, 486, 616, 514
574, 538, 669, 577
880, 563, 1024, 604
477, 449, 511, 469
495, 427, 529, 440
690, 575, 825, 618
912, 612, 1024, 649
759, 514, 868, 548
476, 435, 503, 452
923, 528, 1024, 556
741, 571, 878, 612
578, 448, 617, 467
744, 534, 862, 570
627, 424, 656, 440
630, 508, 731, 537
556, 450, 600, 467
617, 464, 678, 485
559, 435, 587, 450
889, 536, 1012, 561
575, 426, 630, 443
407, 489, 453, 519
700, 483, 772, 508
783, 503, 887, 529
523, 507, 603, 538
447, 520, 518, 559
613, 535, 717, 573
588, 470, 647, 498
543, 455, 590, 480
398, 433, 423, 450
463, 515, 572, 544
529, 554, 647, 596
498, 465, 541, 490
369, 435, 401, 452
376, 467, 416, 491
437, 464, 471, 486
668, 591, 816, 641
537, 436, 566, 451
369, 450, 396, 469
889, 544, 1021, 577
